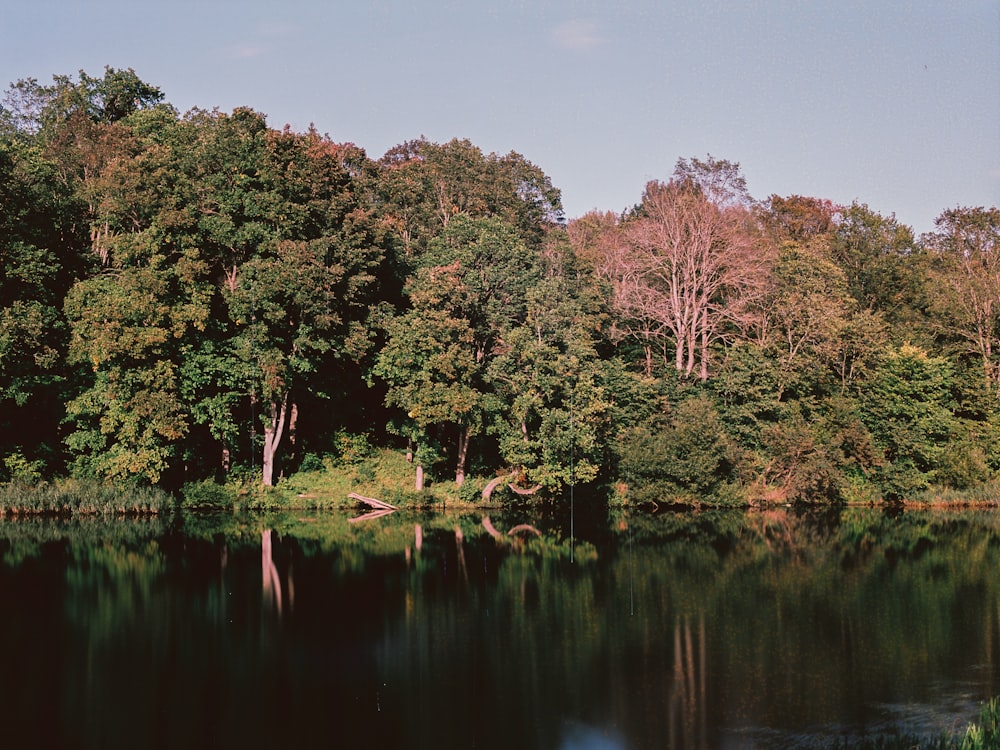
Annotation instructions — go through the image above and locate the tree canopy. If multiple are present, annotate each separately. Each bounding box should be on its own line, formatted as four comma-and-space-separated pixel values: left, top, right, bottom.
2, 66, 999, 506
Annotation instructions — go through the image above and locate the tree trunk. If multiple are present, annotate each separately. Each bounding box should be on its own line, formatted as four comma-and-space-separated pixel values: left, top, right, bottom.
284, 399, 299, 478
456, 425, 470, 487
262, 392, 289, 486
415, 464, 424, 491
218, 445, 230, 482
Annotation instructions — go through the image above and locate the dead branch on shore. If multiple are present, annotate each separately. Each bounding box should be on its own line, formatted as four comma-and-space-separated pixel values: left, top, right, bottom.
482, 472, 518, 501
348, 492, 398, 511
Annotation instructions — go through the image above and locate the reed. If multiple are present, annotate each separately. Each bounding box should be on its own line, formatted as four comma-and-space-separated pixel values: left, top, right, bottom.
822, 697, 1000, 748
0, 478, 173, 517
960, 697, 1000, 750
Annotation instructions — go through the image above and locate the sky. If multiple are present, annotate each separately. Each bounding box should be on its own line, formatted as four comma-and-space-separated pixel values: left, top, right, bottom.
3, 0, 998, 235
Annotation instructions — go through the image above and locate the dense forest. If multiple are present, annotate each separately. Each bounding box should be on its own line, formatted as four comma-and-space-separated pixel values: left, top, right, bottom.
2, 66, 999, 505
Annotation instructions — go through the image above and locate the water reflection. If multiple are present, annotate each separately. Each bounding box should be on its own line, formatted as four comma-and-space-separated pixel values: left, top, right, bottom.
0, 508, 999, 748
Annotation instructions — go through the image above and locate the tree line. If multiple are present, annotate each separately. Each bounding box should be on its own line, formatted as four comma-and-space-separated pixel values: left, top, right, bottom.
2, 66, 999, 504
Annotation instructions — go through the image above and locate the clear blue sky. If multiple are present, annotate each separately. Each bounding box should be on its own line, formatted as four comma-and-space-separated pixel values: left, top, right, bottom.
4, 0, 998, 234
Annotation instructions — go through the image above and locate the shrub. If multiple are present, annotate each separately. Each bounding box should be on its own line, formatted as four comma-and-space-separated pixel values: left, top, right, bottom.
332, 431, 373, 466
3, 452, 45, 485
620, 396, 739, 504
180, 480, 237, 510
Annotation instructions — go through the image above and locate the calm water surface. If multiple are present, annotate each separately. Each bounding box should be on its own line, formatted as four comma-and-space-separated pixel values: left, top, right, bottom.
1, 506, 999, 749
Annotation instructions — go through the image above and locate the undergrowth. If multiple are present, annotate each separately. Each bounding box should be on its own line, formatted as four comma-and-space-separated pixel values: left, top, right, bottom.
0, 477, 171, 517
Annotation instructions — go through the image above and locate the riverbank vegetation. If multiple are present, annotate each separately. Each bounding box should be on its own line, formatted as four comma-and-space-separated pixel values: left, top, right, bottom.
2, 67, 999, 508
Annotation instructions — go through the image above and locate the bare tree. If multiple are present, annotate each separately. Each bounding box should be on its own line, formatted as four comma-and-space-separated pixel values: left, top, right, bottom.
593, 177, 765, 380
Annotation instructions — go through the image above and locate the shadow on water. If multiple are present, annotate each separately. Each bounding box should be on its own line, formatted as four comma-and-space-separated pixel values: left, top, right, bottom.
1, 505, 1000, 748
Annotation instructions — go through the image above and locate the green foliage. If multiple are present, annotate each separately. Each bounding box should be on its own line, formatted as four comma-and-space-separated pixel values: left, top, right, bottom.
3, 451, 45, 484
961, 698, 1000, 750
330, 430, 374, 465
487, 263, 619, 490
862, 344, 959, 500
621, 396, 740, 504
0, 477, 172, 516
376, 136, 563, 261
2, 66, 1000, 505
179, 479, 238, 510
375, 214, 540, 483
755, 397, 881, 503
831, 202, 918, 315
710, 341, 784, 450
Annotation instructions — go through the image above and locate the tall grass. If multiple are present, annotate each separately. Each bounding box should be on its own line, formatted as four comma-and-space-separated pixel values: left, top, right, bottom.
914, 479, 1000, 506
0, 477, 172, 516
823, 697, 1000, 749
961, 697, 1000, 749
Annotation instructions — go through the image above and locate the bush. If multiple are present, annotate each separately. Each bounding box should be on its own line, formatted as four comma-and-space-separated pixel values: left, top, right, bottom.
620, 396, 739, 504
332, 431, 373, 466
457, 475, 487, 505
298, 452, 329, 473
3, 452, 45, 485
180, 480, 237, 510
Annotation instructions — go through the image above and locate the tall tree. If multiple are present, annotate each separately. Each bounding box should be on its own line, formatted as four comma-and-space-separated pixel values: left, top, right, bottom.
830, 202, 917, 317
486, 234, 616, 490
0, 140, 89, 474
595, 165, 766, 380
374, 215, 538, 486
923, 206, 1000, 393
376, 137, 563, 262
63, 103, 385, 485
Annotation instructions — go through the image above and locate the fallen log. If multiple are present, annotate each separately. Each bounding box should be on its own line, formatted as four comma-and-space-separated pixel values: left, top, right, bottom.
482, 472, 516, 501
348, 492, 398, 511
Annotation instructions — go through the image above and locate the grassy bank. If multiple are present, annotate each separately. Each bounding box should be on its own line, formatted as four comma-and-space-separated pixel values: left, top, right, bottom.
181, 447, 486, 512
5, 445, 1000, 517
0, 477, 172, 517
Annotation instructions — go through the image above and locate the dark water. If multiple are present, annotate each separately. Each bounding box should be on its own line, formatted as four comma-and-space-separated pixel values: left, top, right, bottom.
1, 506, 999, 749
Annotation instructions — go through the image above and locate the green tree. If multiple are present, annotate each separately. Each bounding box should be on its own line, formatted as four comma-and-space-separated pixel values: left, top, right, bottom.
486, 236, 618, 490
1, 66, 163, 138
923, 206, 1000, 394
861, 344, 959, 499
764, 240, 854, 398
64, 264, 198, 482
376, 137, 563, 263
0, 140, 89, 474
228, 237, 381, 486
830, 203, 917, 313
63, 103, 386, 485
621, 396, 739, 504
374, 215, 538, 486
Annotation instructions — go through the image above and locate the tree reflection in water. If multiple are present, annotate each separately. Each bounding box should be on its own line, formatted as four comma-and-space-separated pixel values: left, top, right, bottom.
1, 508, 999, 748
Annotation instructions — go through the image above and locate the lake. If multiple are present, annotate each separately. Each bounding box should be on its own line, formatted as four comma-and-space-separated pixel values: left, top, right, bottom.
1, 504, 998, 749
